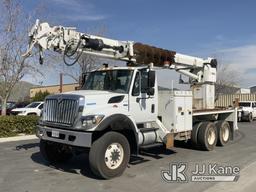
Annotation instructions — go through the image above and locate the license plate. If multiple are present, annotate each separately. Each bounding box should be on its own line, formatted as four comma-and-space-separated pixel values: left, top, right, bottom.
52, 130, 59, 138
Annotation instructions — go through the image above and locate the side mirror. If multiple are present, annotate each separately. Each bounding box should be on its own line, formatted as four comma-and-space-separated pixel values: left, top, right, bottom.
147, 87, 155, 96
148, 71, 155, 88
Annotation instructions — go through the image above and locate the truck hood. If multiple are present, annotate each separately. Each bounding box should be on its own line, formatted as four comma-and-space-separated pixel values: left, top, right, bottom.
239, 107, 251, 111
64, 90, 122, 96
63, 90, 127, 106
12, 108, 37, 112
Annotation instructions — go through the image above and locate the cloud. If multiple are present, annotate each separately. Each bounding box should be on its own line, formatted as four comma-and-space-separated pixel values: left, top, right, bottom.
217, 44, 256, 70
158, 43, 256, 89
215, 44, 256, 88
245, 68, 256, 74
50, 0, 107, 21
61, 14, 107, 22
215, 34, 224, 41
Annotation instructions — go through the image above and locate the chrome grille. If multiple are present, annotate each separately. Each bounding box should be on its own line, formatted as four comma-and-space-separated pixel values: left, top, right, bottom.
43, 98, 79, 126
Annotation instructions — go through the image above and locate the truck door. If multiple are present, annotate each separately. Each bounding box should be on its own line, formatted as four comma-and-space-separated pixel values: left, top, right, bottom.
129, 70, 157, 123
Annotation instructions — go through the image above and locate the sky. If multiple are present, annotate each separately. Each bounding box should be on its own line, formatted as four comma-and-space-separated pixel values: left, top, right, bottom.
21, 0, 256, 88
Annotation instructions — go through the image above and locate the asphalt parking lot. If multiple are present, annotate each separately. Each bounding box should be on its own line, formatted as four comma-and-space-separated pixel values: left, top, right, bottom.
0, 122, 256, 192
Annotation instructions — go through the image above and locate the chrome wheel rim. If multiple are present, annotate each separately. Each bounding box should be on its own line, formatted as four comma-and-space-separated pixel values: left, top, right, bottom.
105, 143, 124, 170
222, 125, 229, 142
208, 129, 216, 145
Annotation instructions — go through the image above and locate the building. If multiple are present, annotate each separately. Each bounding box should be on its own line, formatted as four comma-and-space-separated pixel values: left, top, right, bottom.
30, 83, 79, 98
215, 84, 240, 95
215, 84, 251, 95
239, 88, 250, 94
250, 86, 256, 93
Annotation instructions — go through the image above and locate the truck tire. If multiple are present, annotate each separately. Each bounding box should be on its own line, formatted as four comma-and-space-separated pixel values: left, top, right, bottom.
248, 113, 253, 122
89, 131, 130, 179
191, 122, 202, 146
40, 140, 73, 164
198, 122, 217, 151
215, 121, 230, 146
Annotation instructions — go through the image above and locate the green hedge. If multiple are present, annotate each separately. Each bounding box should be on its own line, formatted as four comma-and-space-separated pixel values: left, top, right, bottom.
0, 116, 39, 138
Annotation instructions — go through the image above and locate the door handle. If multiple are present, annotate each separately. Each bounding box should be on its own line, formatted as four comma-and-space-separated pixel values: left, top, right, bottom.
151, 104, 155, 113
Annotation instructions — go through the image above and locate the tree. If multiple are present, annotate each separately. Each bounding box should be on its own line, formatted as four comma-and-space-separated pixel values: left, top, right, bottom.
62, 55, 98, 83
0, 0, 42, 115
61, 26, 108, 84
215, 63, 241, 95
32, 90, 50, 102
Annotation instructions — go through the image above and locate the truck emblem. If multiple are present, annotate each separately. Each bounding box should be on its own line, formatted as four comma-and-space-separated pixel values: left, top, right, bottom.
57, 95, 63, 104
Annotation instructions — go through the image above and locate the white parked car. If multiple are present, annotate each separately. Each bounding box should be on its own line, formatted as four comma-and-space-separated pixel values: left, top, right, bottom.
11, 102, 44, 116
238, 101, 256, 122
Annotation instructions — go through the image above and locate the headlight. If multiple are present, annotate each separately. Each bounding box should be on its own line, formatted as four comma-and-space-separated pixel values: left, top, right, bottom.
81, 115, 104, 129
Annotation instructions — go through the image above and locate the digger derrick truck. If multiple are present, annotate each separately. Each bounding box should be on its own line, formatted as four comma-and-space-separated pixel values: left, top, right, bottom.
24, 20, 238, 179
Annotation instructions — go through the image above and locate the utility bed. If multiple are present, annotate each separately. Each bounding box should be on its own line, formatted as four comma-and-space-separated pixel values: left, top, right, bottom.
158, 90, 238, 133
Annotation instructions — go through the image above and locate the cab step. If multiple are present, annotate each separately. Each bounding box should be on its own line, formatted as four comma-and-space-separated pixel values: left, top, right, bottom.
139, 142, 163, 149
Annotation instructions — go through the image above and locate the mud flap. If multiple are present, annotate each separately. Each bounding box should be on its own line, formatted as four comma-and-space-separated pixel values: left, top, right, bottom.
165, 133, 174, 149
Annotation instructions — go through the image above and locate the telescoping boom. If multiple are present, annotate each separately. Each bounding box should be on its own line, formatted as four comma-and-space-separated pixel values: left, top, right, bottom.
23, 20, 217, 80
24, 20, 217, 109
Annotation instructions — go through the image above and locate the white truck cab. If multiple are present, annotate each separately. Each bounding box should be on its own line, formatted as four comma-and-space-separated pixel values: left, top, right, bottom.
238, 101, 256, 122
36, 65, 237, 179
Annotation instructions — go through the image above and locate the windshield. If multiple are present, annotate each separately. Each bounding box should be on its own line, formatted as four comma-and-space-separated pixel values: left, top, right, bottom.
239, 102, 251, 107
6, 102, 16, 109
82, 70, 133, 93
25, 102, 41, 108
0, 102, 16, 109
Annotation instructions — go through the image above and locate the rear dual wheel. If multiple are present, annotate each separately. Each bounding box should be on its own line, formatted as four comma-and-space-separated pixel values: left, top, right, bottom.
197, 122, 217, 151
191, 122, 202, 146
192, 121, 230, 151
215, 121, 230, 146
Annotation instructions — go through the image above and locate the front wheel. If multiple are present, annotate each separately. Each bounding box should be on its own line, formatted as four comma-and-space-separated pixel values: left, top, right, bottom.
89, 132, 130, 179
248, 113, 253, 122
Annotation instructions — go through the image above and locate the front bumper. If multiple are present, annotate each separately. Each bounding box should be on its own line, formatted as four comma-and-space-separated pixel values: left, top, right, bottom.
36, 125, 92, 148
11, 111, 23, 116
240, 111, 250, 118
17, 113, 26, 116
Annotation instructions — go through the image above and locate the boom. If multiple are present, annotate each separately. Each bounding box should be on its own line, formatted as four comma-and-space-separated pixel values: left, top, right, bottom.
24, 20, 216, 80
23, 20, 218, 109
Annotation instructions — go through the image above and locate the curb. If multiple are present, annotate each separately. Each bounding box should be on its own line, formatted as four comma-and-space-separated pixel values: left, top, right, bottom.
0, 135, 38, 143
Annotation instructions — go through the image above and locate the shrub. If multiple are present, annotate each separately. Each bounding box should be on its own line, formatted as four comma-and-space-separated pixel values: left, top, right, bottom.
0, 116, 39, 138
31, 90, 50, 102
